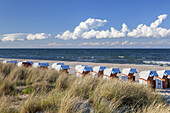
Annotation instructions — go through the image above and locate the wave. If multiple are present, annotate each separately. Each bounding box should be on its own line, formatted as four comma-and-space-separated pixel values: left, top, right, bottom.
118, 56, 125, 58
143, 60, 170, 65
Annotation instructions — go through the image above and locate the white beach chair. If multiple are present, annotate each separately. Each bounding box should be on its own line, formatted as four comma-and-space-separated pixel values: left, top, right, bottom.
17, 61, 34, 67
51, 62, 64, 69
54, 64, 70, 73
92, 66, 106, 77
32, 62, 50, 69
103, 68, 121, 80
75, 65, 93, 77
155, 70, 170, 89
139, 71, 158, 89
121, 68, 138, 81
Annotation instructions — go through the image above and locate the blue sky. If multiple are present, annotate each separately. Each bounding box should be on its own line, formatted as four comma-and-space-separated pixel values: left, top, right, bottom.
0, 0, 170, 48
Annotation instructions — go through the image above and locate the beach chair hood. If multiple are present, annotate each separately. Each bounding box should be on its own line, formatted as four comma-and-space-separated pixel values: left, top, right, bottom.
75, 65, 92, 74
52, 63, 64, 69
139, 71, 158, 80
33, 62, 49, 68
122, 68, 138, 75
139, 71, 150, 80
93, 66, 106, 73
23, 61, 34, 64
104, 68, 112, 76
150, 71, 158, 77
130, 68, 138, 73
164, 70, 170, 76
55, 65, 70, 71
75, 65, 83, 71
38, 63, 49, 67
104, 68, 120, 77
157, 70, 170, 78
112, 68, 121, 74
84, 66, 93, 72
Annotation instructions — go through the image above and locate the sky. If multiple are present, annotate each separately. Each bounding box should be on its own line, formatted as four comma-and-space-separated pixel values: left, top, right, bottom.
0, 0, 170, 48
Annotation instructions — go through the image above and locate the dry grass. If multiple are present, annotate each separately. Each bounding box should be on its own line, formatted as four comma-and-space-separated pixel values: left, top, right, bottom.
0, 62, 169, 113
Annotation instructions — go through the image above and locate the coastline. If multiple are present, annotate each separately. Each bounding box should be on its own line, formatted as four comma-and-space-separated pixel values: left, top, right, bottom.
1, 58, 170, 74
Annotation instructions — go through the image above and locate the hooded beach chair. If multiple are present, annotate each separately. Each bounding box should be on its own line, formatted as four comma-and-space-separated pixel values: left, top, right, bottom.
139, 71, 158, 89
92, 66, 106, 77
54, 64, 70, 73
17, 61, 34, 67
121, 68, 138, 81
75, 65, 93, 77
52, 62, 64, 69
33, 62, 49, 69
103, 68, 121, 80
155, 70, 170, 89
3, 60, 18, 64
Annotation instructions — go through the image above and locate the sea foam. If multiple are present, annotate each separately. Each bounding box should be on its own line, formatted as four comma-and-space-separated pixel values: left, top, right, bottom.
143, 60, 170, 65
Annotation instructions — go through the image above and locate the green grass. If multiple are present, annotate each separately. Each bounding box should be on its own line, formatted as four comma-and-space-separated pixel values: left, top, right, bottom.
0, 62, 169, 113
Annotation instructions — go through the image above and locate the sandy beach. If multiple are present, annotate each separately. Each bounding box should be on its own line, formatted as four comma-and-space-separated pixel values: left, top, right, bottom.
1, 58, 170, 74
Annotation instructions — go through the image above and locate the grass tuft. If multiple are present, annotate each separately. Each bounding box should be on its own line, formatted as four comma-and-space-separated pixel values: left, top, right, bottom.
0, 63, 169, 112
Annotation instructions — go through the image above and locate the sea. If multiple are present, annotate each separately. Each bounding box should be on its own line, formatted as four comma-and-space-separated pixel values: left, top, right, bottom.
0, 49, 170, 66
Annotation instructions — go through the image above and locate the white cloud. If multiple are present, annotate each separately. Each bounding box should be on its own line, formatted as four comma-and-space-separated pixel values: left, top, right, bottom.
81, 24, 127, 39
56, 18, 107, 40
48, 42, 73, 46
80, 41, 119, 46
127, 14, 170, 38
27, 33, 50, 40
1, 14, 170, 43
120, 40, 170, 46
56, 14, 170, 40
1, 33, 50, 42
1, 33, 29, 42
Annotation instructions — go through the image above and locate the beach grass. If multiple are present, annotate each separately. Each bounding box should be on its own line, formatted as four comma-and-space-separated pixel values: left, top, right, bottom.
0, 62, 169, 113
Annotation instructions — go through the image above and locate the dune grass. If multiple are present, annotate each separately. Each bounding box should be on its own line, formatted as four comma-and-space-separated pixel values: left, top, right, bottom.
0, 62, 169, 113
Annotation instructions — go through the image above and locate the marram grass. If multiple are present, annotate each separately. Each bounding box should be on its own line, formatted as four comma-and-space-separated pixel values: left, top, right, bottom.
0, 63, 169, 113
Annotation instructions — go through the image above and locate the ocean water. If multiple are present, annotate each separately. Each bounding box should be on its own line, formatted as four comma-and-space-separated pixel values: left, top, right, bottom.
0, 49, 170, 66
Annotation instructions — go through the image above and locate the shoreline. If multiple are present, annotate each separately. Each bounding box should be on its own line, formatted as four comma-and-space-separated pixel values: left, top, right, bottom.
1, 58, 170, 74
